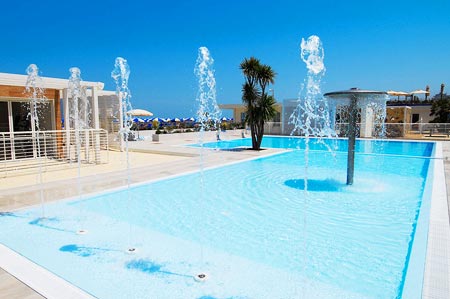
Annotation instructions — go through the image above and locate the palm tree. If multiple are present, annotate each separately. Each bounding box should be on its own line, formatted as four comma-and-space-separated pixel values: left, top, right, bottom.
240, 57, 277, 150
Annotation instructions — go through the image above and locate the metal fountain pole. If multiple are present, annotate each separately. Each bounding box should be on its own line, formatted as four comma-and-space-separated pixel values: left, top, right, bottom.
347, 94, 358, 185
325, 88, 388, 186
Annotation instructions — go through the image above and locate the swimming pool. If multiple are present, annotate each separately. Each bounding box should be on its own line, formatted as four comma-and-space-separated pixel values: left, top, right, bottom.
0, 137, 436, 298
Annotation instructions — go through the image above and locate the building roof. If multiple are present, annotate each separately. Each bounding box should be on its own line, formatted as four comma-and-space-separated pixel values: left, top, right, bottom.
0, 72, 105, 90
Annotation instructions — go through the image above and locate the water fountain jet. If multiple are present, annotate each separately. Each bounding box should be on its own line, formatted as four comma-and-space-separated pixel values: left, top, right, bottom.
289, 35, 337, 193
68, 67, 88, 235
195, 46, 221, 140
25, 64, 47, 218
193, 46, 221, 283
111, 57, 135, 253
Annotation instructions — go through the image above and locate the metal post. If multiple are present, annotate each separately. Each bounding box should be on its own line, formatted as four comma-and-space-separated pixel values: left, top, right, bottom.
347, 95, 358, 185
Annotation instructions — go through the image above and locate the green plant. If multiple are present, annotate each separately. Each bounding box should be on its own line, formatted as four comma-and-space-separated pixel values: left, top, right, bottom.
240, 57, 277, 150
220, 122, 228, 131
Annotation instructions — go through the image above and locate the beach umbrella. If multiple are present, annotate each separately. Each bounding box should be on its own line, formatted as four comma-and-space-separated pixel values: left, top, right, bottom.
127, 109, 153, 117
171, 118, 181, 122
410, 89, 430, 95
387, 90, 410, 101
410, 89, 430, 102
387, 90, 410, 96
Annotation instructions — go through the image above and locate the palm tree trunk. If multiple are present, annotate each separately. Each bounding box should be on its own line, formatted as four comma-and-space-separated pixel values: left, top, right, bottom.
251, 122, 258, 149
256, 119, 264, 150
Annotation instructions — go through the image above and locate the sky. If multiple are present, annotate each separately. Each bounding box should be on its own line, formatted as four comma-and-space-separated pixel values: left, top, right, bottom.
1, 0, 449, 118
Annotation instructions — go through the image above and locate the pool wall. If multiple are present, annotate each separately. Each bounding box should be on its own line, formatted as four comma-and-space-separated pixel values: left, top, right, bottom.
402, 141, 445, 298
0, 243, 94, 299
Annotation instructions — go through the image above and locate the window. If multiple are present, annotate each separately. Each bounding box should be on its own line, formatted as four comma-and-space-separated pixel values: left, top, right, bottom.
0, 102, 9, 132
240, 112, 246, 122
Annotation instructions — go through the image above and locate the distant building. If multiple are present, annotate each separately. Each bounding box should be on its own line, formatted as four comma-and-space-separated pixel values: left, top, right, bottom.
221, 99, 434, 137
386, 103, 433, 123
219, 103, 283, 134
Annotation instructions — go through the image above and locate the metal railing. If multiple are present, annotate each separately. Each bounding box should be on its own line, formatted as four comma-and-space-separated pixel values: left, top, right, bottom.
275, 121, 450, 138
399, 123, 450, 138
0, 129, 109, 177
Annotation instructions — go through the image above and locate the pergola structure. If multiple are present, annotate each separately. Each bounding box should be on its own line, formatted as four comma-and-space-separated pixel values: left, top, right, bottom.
0, 72, 116, 162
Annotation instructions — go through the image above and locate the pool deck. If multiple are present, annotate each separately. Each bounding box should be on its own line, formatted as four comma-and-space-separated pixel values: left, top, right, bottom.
0, 131, 449, 299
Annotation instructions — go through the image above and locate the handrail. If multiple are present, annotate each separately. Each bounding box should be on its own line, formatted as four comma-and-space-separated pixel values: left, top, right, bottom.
0, 129, 109, 177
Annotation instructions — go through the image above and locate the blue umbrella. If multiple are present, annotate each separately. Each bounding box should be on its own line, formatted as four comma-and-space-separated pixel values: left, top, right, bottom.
133, 117, 145, 123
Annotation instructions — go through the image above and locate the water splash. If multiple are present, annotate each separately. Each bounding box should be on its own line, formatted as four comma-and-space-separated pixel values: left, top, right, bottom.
25, 64, 46, 133
25, 64, 47, 218
68, 67, 90, 130
193, 46, 222, 282
357, 95, 388, 138
111, 57, 134, 252
112, 57, 133, 140
289, 35, 337, 298
68, 67, 87, 233
68, 67, 86, 130
289, 35, 337, 190
290, 35, 335, 139
194, 47, 221, 137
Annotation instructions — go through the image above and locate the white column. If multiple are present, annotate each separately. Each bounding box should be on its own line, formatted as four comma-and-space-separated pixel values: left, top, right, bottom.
91, 86, 101, 163
7, 101, 15, 160
63, 89, 71, 161
360, 106, 374, 138
118, 93, 124, 151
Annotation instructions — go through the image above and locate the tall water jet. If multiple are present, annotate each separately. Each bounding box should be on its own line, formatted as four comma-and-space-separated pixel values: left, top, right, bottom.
112, 57, 133, 151
290, 35, 335, 139
68, 67, 88, 234
287, 36, 337, 297
289, 35, 336, 190
193, 46, 221, 282
25, 64, 47, 217
111, 57, 135, 252
194, 46, 221, 142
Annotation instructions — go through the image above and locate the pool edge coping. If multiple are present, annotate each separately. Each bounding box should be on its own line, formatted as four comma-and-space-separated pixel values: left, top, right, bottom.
0, 243, 95, 299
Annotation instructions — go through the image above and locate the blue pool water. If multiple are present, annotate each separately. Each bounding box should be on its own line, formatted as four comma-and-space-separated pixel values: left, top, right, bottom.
0, 137, 435, 298
192, 136, 434, 157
